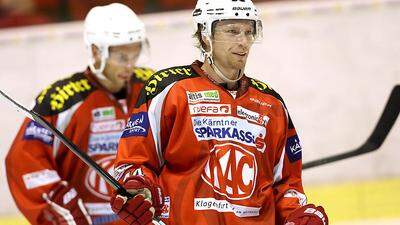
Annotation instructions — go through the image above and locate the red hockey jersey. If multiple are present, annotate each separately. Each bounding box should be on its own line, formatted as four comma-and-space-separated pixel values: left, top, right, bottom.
5, 67, 154, 225
115, 61, 306, 225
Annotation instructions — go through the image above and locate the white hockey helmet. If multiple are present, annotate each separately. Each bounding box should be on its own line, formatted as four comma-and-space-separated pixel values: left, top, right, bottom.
84, 3, 147, 79
192, 0, 263, 83
192, 0, 263, 43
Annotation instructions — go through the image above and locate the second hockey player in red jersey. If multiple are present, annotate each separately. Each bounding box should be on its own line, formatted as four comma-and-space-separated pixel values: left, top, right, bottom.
110, 0, 329, 225
6, 3, 155, 225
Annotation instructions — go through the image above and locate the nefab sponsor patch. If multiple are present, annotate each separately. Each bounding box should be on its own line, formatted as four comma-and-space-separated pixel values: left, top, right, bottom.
189, 103, 231, 115
121, 112, 149, 138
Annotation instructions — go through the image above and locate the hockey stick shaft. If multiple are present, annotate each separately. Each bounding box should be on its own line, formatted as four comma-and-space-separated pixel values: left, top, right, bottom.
303, 85, 400, 169
0, 89, 130, 196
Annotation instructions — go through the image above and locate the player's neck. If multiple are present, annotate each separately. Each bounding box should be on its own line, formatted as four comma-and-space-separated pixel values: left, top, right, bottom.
201, 60, 239, 89
97, 77, 125, 93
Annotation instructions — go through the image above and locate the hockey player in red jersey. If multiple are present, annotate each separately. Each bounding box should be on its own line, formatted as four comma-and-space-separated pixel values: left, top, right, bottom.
5, 3, 155, 225
110, 0, 329, 225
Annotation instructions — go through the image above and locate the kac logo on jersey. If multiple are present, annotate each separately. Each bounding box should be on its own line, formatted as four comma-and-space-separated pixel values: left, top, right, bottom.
286, 135, 302, 162
23, 121, 54, 145
85, 155, 115, 201
202, 143, 257, 200
121, 112, 149, 138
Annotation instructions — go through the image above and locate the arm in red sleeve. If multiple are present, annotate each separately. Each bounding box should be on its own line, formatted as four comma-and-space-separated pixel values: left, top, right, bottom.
273, 107, 307, 225
6, 117, 61, 225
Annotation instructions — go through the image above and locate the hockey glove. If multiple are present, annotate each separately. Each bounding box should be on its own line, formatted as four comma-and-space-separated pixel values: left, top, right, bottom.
285, 204, 328, 225
110, 175, 164, 225
42, 181, 92, 225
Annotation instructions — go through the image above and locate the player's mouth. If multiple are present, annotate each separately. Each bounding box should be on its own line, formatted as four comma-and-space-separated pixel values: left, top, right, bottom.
233, 52, 247, 57
117, 73, 131, 80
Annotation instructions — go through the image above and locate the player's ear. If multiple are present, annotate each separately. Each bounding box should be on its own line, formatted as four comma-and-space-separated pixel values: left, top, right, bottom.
200, 34, 211, 52
91, 44, 101, 64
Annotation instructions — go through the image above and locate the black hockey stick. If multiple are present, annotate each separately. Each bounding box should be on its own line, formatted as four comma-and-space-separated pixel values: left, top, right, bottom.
303, 85, 400, 169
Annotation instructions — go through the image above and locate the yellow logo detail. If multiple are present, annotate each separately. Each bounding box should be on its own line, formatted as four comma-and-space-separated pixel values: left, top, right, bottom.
145, 67, 192, 96
37, 85, 53, 104
134, 68, 155, 81
48, 79, 91, 111
250, 79, 272, 92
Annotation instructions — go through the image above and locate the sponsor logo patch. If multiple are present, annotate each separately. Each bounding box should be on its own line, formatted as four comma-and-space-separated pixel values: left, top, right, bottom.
92, 107, 116, 121
85, 155, 115, 201
186, 90, 220, 104
63, 188, 77, 205
236, 106, 269, 126
285, 135, 302, 162
121, 112, 150, 138
92, 214, 119, 225
22, 169, 61, 190
249, 97, 272, 108
91, 119, 125, 133
84, 203, 115, 216
194, 198, 260, 217
88, 132, 121, 155
191, 116, 266, 152
160, 196, 170, 218
202, 143, 258, 200
23, 121, 54, 145
189, 104, 231, 115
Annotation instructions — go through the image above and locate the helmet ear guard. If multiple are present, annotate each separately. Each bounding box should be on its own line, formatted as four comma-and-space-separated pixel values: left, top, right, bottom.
87, 45, 109, 80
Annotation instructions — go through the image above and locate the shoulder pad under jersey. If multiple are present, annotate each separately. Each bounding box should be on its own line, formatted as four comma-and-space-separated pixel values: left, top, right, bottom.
33, 72, 96, 116
249, 78, 284, 102
132, 67, 155, 83
249, 77, 294, 129
136, 65, 200, 107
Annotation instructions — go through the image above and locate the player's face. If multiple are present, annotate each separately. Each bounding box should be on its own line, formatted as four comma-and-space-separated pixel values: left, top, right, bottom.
212, 20, 255, 71
103, 42, 142, 89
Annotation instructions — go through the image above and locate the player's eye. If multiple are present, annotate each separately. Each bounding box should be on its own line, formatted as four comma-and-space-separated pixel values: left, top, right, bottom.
226, 29, 240, 35
245, 30, 254, 36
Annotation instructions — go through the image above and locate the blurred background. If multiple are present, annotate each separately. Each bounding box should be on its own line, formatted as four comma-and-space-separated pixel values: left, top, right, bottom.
0, 0, 399, 224
0, 0, 279, 28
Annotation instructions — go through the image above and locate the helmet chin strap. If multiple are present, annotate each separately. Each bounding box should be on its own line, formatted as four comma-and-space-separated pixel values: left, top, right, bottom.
202, 36, 244, 84
88, 46, 109, 81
